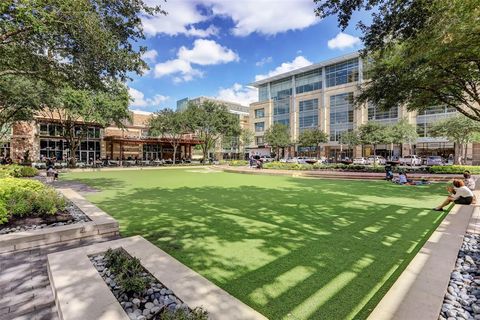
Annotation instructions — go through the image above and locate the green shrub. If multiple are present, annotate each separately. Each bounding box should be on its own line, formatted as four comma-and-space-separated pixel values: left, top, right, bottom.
0, 178, 65, 224
104, 248, 149, 294
0, 165, 38, 178
0, 200, 8, 224
159, 308, 208, 320
227, 160, 248, 167
429, 165, 480, 174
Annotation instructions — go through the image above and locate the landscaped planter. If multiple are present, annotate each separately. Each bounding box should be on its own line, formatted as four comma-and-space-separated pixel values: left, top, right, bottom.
47, 236, 268, 320
0, 188, 119, 253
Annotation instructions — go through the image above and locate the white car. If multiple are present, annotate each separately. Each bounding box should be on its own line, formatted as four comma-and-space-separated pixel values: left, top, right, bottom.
353, 157, 368, 165
259, 155, 274, 162
367, 156, 386, 165
399, 155, 422, 166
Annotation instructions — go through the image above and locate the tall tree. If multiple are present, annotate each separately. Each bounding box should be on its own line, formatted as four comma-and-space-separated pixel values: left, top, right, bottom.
38, 83, 130, 167
149, 109, 190, 165
239, 128, 254, 159
264, 123, 291, 160
315, 0, 480, 121
298, 128, 328, 158
390, 119, 418, 157
0, 0, 165, 126
339, 130, 359, 159
430, 115, 480, 164
358, 121, 388, 156
185, 101, 241, 162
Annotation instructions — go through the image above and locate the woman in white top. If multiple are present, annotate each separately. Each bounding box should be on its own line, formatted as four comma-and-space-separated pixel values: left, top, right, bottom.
433, 179, 474, 211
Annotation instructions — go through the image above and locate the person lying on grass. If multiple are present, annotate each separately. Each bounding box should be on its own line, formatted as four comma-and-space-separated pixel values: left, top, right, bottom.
433, 179, 474, 211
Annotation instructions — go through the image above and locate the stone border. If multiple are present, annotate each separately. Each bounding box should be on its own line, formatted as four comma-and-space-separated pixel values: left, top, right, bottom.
367, 193, 480, 320
47, 236, 268, 320
0, 188, 119, 253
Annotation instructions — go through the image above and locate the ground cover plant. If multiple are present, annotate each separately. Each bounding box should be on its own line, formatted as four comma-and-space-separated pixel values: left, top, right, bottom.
0, 165, 38, 178
0, 178, 65, 224
64, 168, 448, 319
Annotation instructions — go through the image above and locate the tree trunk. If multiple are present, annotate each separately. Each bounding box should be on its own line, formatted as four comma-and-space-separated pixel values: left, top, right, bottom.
172, 144, 177, 165
317, 144, 321, 159
464, 143, 468, 165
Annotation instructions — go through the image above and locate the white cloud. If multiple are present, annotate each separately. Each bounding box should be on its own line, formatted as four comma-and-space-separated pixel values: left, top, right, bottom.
128, 87, 169, 108
255, 56, 273, 67
142, 49, 158, 63
255, 56, 312, 81
178, 39, 239, 65
216, 83, 258, 106
206, 0, 319, 36
142, 1, 217, 38
154, 39, 238, 83
327, 32, 361, 50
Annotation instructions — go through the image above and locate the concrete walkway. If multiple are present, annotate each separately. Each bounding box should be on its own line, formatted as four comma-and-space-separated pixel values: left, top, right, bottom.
0, 236, 118, 320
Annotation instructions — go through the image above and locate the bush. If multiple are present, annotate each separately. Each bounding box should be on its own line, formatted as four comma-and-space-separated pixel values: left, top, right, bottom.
0, 178, 65, 224
104, 248, 149, 294
227, 160, 248, 167
159, 308, 208, 320
0, 165, 38, 178
429, 165, 480, 174
0, 200, 7, 225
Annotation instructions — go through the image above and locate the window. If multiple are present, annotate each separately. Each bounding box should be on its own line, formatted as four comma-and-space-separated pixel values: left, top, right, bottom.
325, 58, 359, 87
329, 93, 354, 141
274, 118, 290, 126
255, 122, 265, 132
299, 99, 319, 131
367, 104, 398, 123
259, 84, 269, 102
256, 136, 265, 146
255, 108, 265, 118
0, 142, 10, 157
296, 69, 322, 94
271, 78, 292, 100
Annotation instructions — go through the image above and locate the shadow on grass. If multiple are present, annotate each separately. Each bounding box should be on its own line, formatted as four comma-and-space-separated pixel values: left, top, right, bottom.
72, 175, 449, 320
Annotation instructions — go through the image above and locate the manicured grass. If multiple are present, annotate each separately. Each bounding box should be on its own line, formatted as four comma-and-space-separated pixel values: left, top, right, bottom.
64, 168, 448, 320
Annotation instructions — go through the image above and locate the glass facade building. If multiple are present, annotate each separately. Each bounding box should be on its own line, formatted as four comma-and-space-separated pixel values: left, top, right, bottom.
329, 93, 354, 141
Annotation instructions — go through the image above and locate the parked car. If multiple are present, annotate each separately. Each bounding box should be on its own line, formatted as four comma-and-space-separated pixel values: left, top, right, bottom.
353, 157, 368, 165
259, 155, 274, 162
399, 155, 422, 166
426, 156, 444, 166
367, 156, 386, 165
294, 157, 308, 164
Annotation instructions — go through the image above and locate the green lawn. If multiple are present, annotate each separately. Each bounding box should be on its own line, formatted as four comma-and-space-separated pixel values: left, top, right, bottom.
64, 168, 448, 320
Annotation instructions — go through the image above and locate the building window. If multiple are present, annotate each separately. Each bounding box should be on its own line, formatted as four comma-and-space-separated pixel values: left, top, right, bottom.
0, 142, 10, 157
299, 99, 319, 132
367, 103, 398, 123
259, 84, 269, 102
295, 69, 322, 94
273, 118, 290, 126
271, 78, 292, 100
255, 108, 265, 118
329, 93, 354, 141
416, 105, 457, 138
255, 122, 265, 132
325, 58, 359, 88
256, 136, 265, 146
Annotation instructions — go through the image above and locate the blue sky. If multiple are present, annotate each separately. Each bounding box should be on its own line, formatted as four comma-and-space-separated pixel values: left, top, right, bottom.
128, 0, 369, 112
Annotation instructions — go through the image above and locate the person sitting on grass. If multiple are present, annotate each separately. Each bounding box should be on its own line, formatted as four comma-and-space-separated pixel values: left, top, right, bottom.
464, 171, 476, 191
433, 179, 474, 211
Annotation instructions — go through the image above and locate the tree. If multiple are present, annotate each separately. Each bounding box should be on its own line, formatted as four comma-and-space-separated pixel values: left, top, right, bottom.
264, 123, 291, 160
149, 109, 189, 165
298, 128, 328, 158
339, 131, 359, 159
358, 121, 388, 156
430, 115, 480, 164
315, 0, 480, 121
390, 119, 418, 156
185, 101, 241, 162
0, 0, 165, 127
38, 83, 130, 167
239, 128, 254, 158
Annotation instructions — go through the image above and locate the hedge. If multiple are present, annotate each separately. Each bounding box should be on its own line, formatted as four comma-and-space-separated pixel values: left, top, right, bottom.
0, 165, 38, 178
262, 162, 430, 173
0, 178, 66, 225
429, 165, 480, 174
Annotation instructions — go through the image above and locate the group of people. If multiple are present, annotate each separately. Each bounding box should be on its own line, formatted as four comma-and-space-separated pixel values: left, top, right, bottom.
433, 172, 476, 211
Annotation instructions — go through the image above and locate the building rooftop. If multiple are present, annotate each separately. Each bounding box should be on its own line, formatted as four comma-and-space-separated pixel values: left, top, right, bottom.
250, 51, 360, 87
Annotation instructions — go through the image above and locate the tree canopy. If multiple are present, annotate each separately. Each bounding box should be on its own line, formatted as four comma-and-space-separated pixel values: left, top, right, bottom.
298, 128, 328, 158
315, 0, 480, 121
264, 123, 291, 160
357, 121, 387, 155
184, 101, 241, 162
149, 109, 190, 164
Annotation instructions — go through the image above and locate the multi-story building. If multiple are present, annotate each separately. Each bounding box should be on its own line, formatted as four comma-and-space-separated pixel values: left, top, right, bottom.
249, 52, 459, 160
5, 110, 201, 163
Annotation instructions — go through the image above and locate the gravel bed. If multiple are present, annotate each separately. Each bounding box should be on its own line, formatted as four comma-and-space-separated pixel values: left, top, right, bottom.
90, 253, 193, 320
0, 201, 90, 235
439, 233, 480, 320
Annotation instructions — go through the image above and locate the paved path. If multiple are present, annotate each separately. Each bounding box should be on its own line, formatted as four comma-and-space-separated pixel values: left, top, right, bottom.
0, 236, 118, 320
